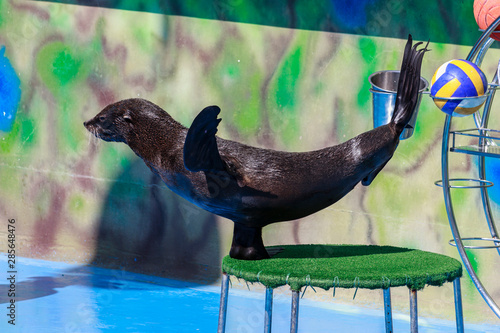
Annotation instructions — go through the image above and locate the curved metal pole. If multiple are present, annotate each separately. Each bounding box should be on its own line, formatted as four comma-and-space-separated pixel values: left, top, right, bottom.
468, 19, 500, 256
474, 38, 495, 68
475, 81, 500, 254
441, 115, 500, 318
477, 102, 500, 255
472, 38, 495, 129
466, 16, 500, 63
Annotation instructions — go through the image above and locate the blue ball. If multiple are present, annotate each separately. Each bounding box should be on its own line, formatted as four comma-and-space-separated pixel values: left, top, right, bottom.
431, 59, 488, 117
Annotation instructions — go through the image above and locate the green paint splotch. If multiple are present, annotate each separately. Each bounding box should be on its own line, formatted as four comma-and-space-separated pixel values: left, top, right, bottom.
276, 46, 302, 109
0, 118, 20, 153
0, 0, 8, 29
464, 249, 481, 293
36, 42, 91, 154
36, 42, 83, 94
0, 113, 37, 154
357, 38, 378, 113
231, 72, 262, 135
269, 44, 303, 146
209, 37, 264, 137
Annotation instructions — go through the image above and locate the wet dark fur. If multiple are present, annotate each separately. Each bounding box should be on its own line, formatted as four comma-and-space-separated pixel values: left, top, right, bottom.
84, 36, 428, 260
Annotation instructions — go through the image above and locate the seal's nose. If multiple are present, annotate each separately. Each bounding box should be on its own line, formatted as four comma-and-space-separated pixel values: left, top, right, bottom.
83, 120, 88, 127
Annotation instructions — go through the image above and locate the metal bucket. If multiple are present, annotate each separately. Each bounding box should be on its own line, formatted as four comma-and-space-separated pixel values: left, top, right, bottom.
369, 70, 428, 140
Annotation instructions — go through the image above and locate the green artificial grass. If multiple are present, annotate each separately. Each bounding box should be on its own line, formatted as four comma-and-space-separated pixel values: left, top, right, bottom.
222, 245, 462, 291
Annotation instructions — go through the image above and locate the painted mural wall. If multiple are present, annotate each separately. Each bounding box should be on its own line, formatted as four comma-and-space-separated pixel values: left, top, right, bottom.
0, 0, 499, 323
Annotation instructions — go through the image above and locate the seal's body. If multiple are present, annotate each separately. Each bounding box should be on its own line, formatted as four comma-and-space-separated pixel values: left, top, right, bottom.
85, 36, 427, 260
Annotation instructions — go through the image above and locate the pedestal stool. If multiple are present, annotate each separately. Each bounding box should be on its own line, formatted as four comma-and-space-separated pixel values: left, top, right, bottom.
217, 244, 463, 333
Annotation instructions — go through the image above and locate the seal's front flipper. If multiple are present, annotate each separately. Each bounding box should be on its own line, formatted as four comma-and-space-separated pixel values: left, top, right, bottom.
230, 224, 270, 260
267, 246, 284, 258
184, 106, 226, 172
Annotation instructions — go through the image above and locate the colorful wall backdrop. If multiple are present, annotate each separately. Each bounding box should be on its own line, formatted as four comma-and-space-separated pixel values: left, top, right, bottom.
0, 0, 499, 324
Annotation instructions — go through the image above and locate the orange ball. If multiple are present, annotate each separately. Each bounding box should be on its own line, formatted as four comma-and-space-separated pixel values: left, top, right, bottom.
474, 0, 500, 41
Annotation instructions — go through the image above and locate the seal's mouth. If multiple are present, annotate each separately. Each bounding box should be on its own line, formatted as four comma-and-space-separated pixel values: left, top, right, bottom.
84, 121, 117, 142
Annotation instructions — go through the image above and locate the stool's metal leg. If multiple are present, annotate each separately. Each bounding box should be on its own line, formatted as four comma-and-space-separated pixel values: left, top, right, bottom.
290, 289, 300, 333
265, 287, 273, 333
383, 288, 393, 333
453, 278, 464, 333
218, 273, 230, 333
410, 289, 418, 333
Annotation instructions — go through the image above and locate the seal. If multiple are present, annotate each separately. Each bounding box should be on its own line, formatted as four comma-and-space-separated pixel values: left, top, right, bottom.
84, 35, 428, 260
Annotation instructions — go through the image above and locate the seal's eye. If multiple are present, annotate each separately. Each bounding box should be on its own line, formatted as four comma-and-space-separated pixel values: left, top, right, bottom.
123, 114, 133, 123
99, 116, 106, 122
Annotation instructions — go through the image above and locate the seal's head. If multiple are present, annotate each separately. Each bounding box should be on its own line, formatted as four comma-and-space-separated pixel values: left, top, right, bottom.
84, 98, 174, 144
84, 101, 134, 143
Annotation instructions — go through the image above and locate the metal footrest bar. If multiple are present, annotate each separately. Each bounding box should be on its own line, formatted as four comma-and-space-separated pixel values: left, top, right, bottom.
434, 178, 494, 189
449, 128, 500, 158
449, 237, 500, 249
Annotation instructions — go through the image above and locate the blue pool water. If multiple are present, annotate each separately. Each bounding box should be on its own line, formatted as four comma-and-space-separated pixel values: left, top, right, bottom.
0, 256, 497, 332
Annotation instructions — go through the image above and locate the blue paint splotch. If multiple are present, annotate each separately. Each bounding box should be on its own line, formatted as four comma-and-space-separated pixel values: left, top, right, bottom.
484, 157, 500, 206
0, 46, 21, 132
330, 0, 373, 29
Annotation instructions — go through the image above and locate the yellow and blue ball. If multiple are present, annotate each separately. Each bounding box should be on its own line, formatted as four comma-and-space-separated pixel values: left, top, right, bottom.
431, 59, 488, 117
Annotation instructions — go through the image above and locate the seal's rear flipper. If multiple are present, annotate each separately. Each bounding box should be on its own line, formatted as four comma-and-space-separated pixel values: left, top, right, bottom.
230, 224, 270, 260
184, 106, 226, 172
391, 35, 429, 134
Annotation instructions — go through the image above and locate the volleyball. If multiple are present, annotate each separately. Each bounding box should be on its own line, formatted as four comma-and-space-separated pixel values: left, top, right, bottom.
430, 59, 488, 117
474, 0, 500, 41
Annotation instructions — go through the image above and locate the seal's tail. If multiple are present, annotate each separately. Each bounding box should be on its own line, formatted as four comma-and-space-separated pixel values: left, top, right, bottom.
390, 35, 429, 133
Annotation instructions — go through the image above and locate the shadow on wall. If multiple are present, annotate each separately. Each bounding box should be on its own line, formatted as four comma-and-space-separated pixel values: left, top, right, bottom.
91, 158, 221, 284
